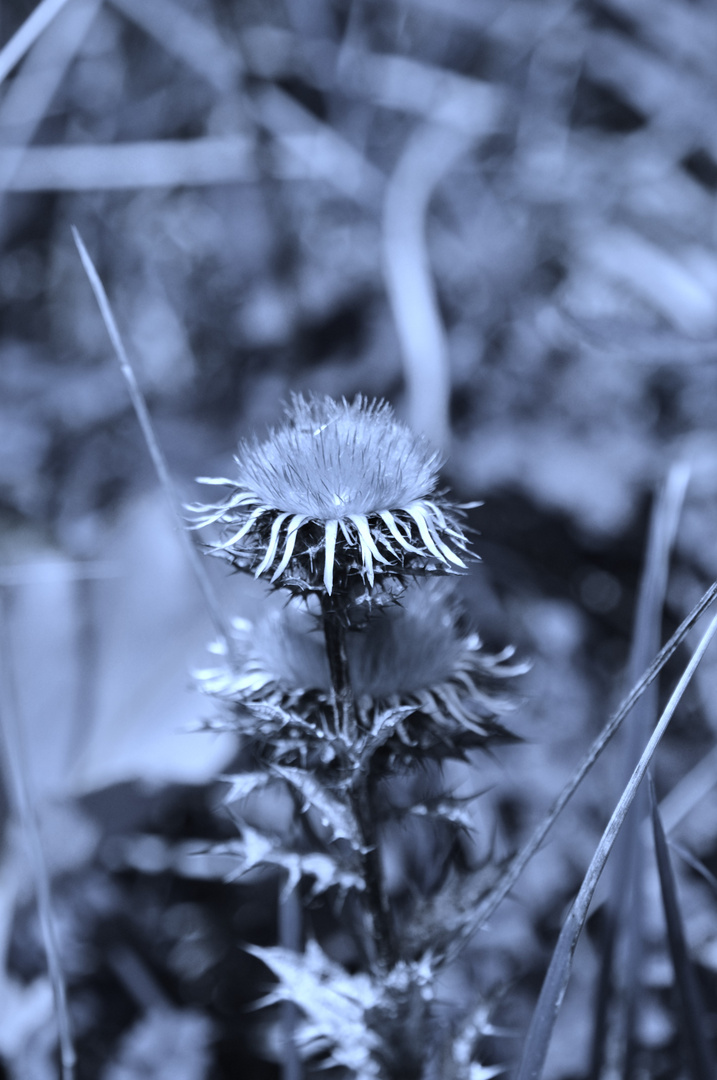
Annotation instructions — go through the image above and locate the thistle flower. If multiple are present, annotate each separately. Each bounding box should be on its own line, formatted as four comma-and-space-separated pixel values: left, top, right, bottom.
191, 395, 471, 596
199, 582, 524, 759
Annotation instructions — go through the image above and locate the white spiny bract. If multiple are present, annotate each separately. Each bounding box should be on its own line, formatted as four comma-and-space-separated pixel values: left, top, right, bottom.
191, 395, 471, 594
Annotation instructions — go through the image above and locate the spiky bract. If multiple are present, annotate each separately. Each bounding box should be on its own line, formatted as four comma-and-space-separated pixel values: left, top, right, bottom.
191, 395, 471, 596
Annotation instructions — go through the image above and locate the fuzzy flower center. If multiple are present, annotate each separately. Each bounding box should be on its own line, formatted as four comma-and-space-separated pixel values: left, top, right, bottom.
237, 396, 442, 519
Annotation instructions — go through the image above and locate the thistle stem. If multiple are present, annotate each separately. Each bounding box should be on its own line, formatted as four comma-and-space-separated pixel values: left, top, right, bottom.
319, 594, 354, 743
350, 777, 398, 971
319, 595, 397, 971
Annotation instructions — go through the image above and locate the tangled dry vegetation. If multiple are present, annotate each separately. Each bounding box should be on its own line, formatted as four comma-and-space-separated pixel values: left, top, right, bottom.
2, 0, 717, 1077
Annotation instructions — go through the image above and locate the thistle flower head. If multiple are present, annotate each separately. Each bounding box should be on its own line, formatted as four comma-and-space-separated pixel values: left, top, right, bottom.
199, 582, 525, 761
191, 395, 472, 596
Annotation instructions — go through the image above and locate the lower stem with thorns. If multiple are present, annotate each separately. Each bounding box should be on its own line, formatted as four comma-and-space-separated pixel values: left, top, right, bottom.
319, 594, 397, 970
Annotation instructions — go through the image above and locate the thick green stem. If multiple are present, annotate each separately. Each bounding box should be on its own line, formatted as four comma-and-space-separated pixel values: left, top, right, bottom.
350, 776, 398, 971
320, 594, 354, 742
319, 594, 397, 971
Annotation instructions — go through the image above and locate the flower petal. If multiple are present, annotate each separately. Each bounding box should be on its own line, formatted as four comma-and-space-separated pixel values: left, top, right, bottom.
378, 511, 423, 554
361, 539, 374, 585
254, 512, 291, 576
406, 503, 465, 567
195, 476, 240, 486
216, 506, 271, 550
423, 500, 447, 528
349, 515, 389, 565
429, 528, 467, 568
270, 515, 306, 582
404, 504, 447, 562
323, 519, 338, 594
339, 518, 355, 545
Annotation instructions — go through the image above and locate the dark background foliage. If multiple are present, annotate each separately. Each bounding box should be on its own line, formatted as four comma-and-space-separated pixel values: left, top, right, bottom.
1, 0, 717, 1076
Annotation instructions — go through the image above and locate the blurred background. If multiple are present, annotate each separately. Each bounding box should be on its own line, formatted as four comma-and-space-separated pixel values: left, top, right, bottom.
2, 0, 717, 1076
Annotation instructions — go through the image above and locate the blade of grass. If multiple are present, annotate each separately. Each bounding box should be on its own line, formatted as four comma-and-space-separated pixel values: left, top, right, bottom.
515, 608, 717, 1080
0, 590, 76, 1080
649, 775, 716, 1080
590, 463, 689, 1078
670, 842, 717, 896
468, 578, 717, 938
0, 0, 72, 86
71, 227, 235, 658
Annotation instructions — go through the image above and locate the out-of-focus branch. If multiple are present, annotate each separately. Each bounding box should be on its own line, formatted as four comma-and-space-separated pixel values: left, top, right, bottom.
0, 0, 102, 196
108, 0, 240, 92
382, 124, 474, 451
0, 0, 73, 87
2, 137, 257, 190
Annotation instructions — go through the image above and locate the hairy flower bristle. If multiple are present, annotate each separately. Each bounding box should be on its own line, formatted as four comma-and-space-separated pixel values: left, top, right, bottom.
190, 395, 472, 594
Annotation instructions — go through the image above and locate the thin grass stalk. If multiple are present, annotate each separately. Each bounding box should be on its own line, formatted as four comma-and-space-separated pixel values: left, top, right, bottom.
470, 579, 717, 936
71, 227, 235, 657
591, 463, 689, 1077
649, 776, 716, 1080
0, 590, 76, 1080
670, 842, 717, 896
515, 608, 717, 1080
0, 0, 101, 226
0, 0, 72, 86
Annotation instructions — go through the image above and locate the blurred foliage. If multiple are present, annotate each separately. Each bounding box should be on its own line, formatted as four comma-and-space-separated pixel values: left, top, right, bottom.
2, 0, 717, 1077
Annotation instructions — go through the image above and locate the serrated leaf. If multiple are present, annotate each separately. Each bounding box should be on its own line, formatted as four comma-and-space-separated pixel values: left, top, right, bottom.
212, 827, 363, 897
220, 771, 273, 804
273, 766, 363, 850
249, 940, 381, 1076
360, 706, 417, 759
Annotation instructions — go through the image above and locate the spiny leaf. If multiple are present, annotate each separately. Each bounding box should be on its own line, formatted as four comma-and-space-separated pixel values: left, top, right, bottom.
212, 827, 362, 897
273, 765, 364, 849
249, 940, 381, 1076
220, 772, 274, 804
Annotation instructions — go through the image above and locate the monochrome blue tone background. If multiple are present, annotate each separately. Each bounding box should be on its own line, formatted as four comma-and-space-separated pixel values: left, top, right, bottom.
1, 1, 717, 1077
